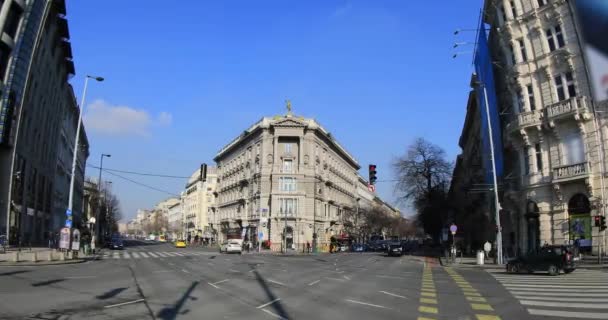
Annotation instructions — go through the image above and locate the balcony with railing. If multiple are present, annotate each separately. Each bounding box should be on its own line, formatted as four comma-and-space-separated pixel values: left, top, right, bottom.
544, 96, 590, 122
552, 162, 590, 183
507, 110, 542, 133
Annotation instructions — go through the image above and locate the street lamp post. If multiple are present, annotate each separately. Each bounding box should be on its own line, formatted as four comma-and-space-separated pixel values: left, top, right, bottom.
67, 75, 104, 215
97, 154, 111, 241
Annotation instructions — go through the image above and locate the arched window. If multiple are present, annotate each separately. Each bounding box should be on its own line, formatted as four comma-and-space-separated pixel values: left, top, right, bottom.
568, 193, 590, 214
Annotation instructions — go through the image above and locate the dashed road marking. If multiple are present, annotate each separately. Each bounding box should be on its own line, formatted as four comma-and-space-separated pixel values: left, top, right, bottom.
379, 291, 408, 299
308, 280, 320, 286
345, 299, 391, 309
257, 298, 281, 309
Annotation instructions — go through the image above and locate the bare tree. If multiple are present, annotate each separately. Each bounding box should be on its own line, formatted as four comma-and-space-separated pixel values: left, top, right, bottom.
393, 138, 453, 240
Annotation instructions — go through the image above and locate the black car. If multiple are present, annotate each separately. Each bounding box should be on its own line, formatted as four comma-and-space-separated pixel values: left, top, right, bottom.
507, 245, 576, 276
386, 242, 403, 257
109, 238, 124, 250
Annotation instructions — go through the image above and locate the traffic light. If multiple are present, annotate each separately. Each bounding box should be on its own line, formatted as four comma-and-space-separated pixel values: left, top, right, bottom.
369, 164, 377, 185
200, 163, 208, 182
595, 215, 601, 227
601, 216, 607, 231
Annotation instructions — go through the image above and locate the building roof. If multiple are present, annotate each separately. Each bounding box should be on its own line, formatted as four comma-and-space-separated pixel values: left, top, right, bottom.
214, 113, 360, 169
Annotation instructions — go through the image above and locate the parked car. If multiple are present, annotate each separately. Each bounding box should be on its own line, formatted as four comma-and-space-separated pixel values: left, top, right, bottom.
507, 245, 576, 276
386, 242, 403, 257
110, 238, 124, 250
352, 243, 367, 252
219, 239, 243, 254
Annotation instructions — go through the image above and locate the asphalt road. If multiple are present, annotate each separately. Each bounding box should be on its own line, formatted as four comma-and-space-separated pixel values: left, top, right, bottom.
0, 240, 606, 320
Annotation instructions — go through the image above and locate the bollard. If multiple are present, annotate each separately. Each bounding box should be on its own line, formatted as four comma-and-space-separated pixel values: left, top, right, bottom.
60, 251, 65, 261
47, 251, 53, 261
11, 252, 19, 262
30, 252, 37, 262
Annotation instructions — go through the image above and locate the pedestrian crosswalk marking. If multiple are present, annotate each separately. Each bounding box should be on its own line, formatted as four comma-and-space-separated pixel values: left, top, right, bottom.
123, 252, 131, 259
489, 269, 608, 319
139, 252, 149, 258
471, 303, 493, 311
420, 298, 437, 304
148, 252, 158, 258
131, 252, 141, 258
475, 315, 501, 320
156, 252, 167, 257
113, 252, 120, 259
418, 306, 438, 314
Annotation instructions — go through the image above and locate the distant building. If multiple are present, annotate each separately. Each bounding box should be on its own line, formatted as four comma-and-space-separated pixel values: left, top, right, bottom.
183, 165, 217, 241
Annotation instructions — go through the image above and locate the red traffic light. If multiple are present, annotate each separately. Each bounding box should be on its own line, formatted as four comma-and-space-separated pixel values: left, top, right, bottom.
369, 164, 376, 171
595, 215, 602, 227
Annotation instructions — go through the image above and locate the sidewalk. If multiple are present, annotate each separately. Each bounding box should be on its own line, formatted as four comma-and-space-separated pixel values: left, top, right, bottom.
0, 246, 100, 266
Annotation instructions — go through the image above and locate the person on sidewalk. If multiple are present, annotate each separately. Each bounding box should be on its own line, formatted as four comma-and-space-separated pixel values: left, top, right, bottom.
306, 242, 311, 254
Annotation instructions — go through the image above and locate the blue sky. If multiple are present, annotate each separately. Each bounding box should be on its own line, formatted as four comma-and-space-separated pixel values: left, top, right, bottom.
66, 1, 482, 220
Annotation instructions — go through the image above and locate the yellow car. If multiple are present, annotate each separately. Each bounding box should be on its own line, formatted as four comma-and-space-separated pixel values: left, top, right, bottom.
175, 240, 187, 248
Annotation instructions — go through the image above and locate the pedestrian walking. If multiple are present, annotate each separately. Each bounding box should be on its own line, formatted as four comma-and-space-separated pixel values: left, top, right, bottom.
247, 241, 252, 253
306, 242, 311, 253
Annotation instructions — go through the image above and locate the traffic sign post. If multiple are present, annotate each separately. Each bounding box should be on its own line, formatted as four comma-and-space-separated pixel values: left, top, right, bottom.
449, 224, 457, 263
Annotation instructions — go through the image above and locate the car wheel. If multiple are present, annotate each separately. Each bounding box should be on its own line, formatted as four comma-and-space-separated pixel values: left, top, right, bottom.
511, 263, 521, 273
548, 264, 560, 276
564, 268, 575, 274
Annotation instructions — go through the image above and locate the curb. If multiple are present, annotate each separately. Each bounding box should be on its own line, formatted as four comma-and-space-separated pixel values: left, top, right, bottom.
0, 259, 87, 267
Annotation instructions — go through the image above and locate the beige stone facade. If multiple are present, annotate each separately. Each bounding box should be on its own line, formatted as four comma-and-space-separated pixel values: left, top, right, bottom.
211, 110, 398, 251
483, 0, 608, 254
183, 166, 217, 240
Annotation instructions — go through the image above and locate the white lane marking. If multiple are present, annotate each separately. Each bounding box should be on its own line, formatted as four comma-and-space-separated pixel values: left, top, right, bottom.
212, 279, 230, 285
181, 269, 190, 274
174, 252, 185, 256
104, 299, 145, 309
261, 308, 287, 320
528, 309, 608, 319
344, 299, 391, 309
343, 275, 351, 280
505, 287, 608, 293
514, 296, 608, 303
155, 252, 167, 257
139, 252, 150, 258
325, 277, 346, 282
147, 252, 158, 258
208, 282, 219, 289
113, 252, 120, 259
257, 298, 281, 309
375, 275, 409, 279
164, 252, 176, 257
505, 284, 608, 289
267, 279, 286, 286
131, 252, 141, 259
379, 291, 408, 299
512, 291, 608, 297
308, 280, 320, 286
521, 300, 608, 309
65, 276, 96, 279
122, 252, 131, 259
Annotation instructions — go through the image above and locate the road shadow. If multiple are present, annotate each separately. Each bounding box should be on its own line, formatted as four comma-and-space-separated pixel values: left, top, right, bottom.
157, 281, 199, 320
250, 268, 291, 320
32, 279, 66, 287
96, 287, 128, 300
0, 270, 30, 276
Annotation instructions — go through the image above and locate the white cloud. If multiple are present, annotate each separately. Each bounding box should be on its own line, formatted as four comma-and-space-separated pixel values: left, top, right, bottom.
84, 99, 172, 137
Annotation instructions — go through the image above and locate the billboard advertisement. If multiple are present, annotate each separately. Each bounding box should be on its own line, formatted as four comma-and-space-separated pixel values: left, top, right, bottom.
569, 214, 592, 247
473, 21, 504, 183
572, 0, 608, 101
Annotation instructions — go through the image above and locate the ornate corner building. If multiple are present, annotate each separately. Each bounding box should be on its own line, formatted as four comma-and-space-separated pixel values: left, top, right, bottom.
482, 0, 607, 254
210, 110, 399, 251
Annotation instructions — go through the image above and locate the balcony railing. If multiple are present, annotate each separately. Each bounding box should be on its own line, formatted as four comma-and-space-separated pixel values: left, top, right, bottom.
552, 162, 590, 182
508, 110, 542, 132
544, 96, 590, 120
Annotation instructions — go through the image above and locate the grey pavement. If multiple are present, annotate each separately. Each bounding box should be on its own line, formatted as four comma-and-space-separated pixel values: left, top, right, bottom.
5, 239, 599, 320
